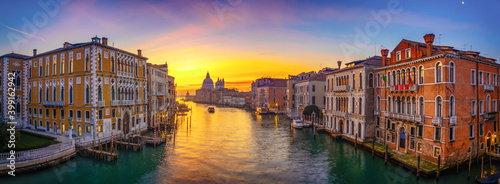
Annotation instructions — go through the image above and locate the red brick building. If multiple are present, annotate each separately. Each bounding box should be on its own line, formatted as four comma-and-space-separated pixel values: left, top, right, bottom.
374, 34, 498, 164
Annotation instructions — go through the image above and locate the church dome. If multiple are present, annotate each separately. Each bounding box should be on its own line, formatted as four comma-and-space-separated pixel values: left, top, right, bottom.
202, 72, 214, 90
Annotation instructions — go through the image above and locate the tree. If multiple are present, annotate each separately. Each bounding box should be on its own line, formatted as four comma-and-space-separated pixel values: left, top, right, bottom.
302, 105, 322, 117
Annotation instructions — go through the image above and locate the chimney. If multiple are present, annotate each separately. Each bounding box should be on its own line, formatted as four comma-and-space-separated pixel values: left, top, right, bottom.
33, 49, 37, 56
381, 49, 389, 66
102, 37, 108, 45
63, 42, 69, 48
137, 49, 142, 56
337, 61, 342, 69
423, 33, 435, 57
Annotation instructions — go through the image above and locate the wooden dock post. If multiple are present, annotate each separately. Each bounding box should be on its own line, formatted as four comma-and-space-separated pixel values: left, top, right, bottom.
92, 141, 95, 157
372, 139, 375, 158
385, 144, 388, 166
437, 154, 440, 180
481, 156, 484, 178
469, 154, 472, 180
417, 154, 420, 180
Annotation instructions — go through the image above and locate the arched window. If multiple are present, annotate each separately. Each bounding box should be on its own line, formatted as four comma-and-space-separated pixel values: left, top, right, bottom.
39, 89, 42, 103
359, 98, 362, 114
98, 53, 102, 71
376, 73, 380, 87
450, 62, 455, 83
111, 57, 115, 72
53, 87, 56, 101
111, 87, 115, 101
359, 73, 363, 89
412, 97, 416, 115
85, 55, 89, 71
436, 96, 442, 117
419, 66, 424, 84
69, 58, 73, 73
61, 86, 64, 101
392, 71, 396, 85
61, 59, 64, 74
487, 95, 491, 113
436, 62, 442, 82
327, 79, 330, 90
85, 85, 90, 104
46, 61, 49, 76
351, 98, 355, 113
397, 70, 400, 85
411, 67, 416, 84
352, 74, 356, 89
98, 85, 102, 101
450, 96, 455, 116
402, 70, 406, 85
419, 97, 424, 116
69, 86, 73, 104
46, 87, 49, 101
53, 59, 57, 75
377, 96, 381, 110
29, 89, 32, 103
406, 97, 411, 114
388, 96, 391, 112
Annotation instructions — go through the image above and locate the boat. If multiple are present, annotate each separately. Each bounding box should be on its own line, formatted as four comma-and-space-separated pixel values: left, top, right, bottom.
255, 107, 269, 115
477, 172, 500, 184
291, 119, 304, 129
208, 106, 215, 113
302, 122, 311, 128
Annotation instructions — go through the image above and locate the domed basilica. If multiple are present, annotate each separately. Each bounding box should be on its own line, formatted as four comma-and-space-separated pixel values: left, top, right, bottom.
202, 72, 225, 90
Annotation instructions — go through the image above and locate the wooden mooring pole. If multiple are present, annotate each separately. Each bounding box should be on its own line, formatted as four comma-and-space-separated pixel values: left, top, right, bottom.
481, 156, 484, 178
437, 154, 441, 180
372, 139, 375, 158
417, 154, 420, 180
385, 144, 388, 166
468, 154, 472, 180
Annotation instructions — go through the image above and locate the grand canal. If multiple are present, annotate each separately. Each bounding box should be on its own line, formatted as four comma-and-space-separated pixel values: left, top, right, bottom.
4, 101, 499, 183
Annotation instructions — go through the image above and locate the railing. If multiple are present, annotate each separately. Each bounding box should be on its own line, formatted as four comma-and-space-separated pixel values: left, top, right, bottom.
118, 71, 134, 78
135, 100, 143, 104
111, 100, 134, 106
415, 115, 425, 123
450, 116, 457, 126
484, 84, 495, 92
0, 141, 74, 163
390, 84, 417, 93
374, 109, 380, 116
484, 112, 497, 120
333, 85, 350, 92
432, 117, 443, 126
42, 101, 64, 107
97, 101, 105, 107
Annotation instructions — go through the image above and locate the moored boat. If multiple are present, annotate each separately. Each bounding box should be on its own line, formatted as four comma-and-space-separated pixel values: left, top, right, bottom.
255, 107, 269, 115
291, 119, 304, 129
208, 106, 215, 113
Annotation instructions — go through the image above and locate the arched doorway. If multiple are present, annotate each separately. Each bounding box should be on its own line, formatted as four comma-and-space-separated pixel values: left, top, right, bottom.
399, 127, 406, 149
487, 132, 492, 152
123, 112, 130, 134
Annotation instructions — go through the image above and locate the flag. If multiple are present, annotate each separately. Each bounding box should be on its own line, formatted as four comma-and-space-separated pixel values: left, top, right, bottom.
382, 74, 387, 82
408, 74, 414, 86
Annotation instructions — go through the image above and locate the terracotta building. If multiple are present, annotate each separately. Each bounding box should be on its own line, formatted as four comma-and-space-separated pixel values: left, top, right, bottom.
374, 34, 498, 164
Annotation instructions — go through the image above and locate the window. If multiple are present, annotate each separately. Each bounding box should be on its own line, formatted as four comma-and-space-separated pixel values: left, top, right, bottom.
480, 100, 484, 114
419, 97, 424, 116
69, 86, 73, 104
450, 96, 454, 116
479, 71, 483, 85
470, 125, 474, 138
436, 96, 442, 117
312, 96, 316, 105
112, 109, 116, 118
85, 55, 89, 71
487, 73, 490, 85
495, 74, 497, 86
111, 57, 115, 72
69, 110, 73, 120
98, 53, 102, 71
377, 96, 381, 110
39, 63, 43, 76
410, 127, 416, 136
472, 100, 477, 115
111, 87, 115, 101
98, 110, 103, 119
77, 110, 82, 121
39, 89, 42, 103
98, 85, 102, 101
410, 138, 415, 150
419, 66, 424, 84
359, 98, 362, 114
39, 108, 42, 118
396, 51, 401, 60
406, 49, 411, 59
376, 73, 380, 87
46, 61, 49, 76
85, 111, 90, 122
471, 70, 476, 85
450, 127, 455, 141
60, 87, 64, 101
418, 125, 423, 137
480, 123, 484, 136
61, 59, 64, 74
434, 147, 441, 157
359, 73, 363, 89
53, 109, 56, 119
312, 85, 315, 92
352, 98, 355, 113
61, 109, 65, 120
435, 127, 441, 141
449, 62, 454, 82
436, 62, 442, 82
34, 107, 37, 116
69, 58, 73, 73
85, 85, 90, 104
417, 142, 423, 152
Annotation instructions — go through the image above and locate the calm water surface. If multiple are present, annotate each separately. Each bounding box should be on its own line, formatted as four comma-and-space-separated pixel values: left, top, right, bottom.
3, 101, 499, 183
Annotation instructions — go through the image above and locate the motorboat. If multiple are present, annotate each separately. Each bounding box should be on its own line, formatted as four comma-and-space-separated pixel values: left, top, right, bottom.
208, 106, 215, 113
255, 107, 269, 115
291, 119, 304, 129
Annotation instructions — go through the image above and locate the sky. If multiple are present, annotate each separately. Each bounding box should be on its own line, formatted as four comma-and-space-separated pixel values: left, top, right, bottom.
1, 0, 499, 95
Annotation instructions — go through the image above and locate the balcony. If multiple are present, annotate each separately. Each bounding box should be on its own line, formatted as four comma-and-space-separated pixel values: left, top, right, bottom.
97, 101, 105, 107
111, 100, 134, 106
484, 84, 495, 92
390, 84, 417, 93
42, 101, 64, 107
415, 115, 425, 123
136, 100, 143, 104
374, 109, 380, 116
484, 112, 497, 120
333, 85, 350, 92
432, 117, 442, 126
450, 116, 457, 126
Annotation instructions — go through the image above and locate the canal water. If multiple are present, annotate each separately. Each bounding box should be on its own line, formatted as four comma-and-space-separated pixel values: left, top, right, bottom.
3, 101, 499, 183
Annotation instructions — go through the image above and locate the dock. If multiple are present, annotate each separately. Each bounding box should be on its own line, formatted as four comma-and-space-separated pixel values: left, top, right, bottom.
115, 141, 143, 151
140, 136, 167, 146
83, 141, 118, 162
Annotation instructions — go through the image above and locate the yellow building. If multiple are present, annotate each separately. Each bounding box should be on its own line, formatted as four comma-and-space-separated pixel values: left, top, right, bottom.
22, 36, 148, 139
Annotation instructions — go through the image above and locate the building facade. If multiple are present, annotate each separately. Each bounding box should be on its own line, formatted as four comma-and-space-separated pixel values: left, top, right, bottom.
147, 62, 172, 128
256, 79, 287, 112
374, 34, 499, 164
295, 73, 326, 117
324, 56, 382, 142
3, 37, 150, 141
